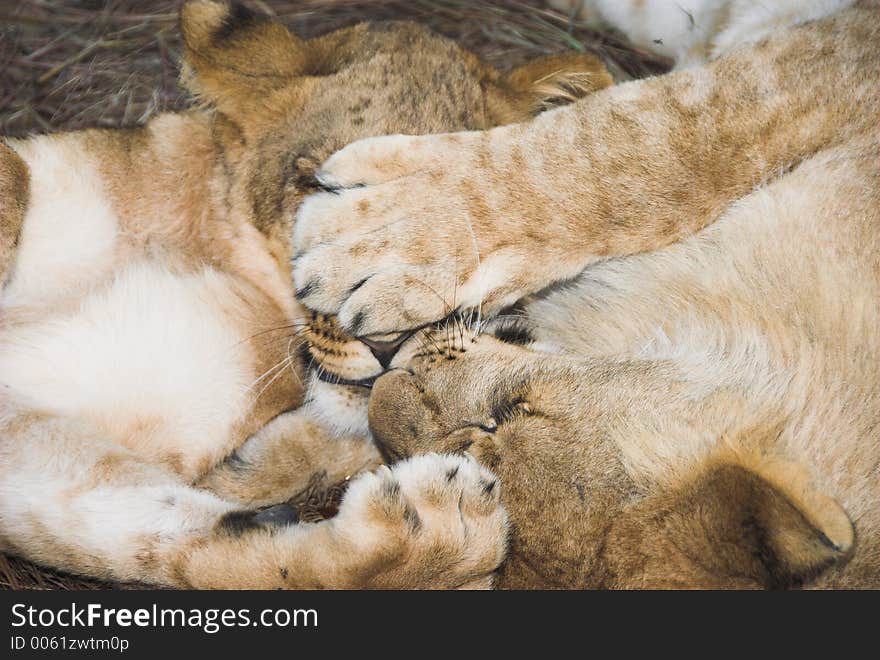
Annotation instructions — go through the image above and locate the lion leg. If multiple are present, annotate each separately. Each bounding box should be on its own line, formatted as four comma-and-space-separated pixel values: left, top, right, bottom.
197, 406, 382, 507
189, 454, 508, 589
0, 408, 235, 586
0, 409, 505, 588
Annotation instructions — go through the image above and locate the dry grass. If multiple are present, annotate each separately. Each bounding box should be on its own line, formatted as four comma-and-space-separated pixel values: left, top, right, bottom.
0, 0, 668, 589
1, 0, 670, 137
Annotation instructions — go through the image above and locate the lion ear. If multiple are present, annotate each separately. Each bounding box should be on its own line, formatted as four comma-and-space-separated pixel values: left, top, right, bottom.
179, 1, 309, 117
487, 53, 612, 124
673, 462, 854, 588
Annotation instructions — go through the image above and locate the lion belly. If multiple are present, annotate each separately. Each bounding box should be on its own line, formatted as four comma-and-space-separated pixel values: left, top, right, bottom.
0, 137, 267, 480
0, 261, 257, 478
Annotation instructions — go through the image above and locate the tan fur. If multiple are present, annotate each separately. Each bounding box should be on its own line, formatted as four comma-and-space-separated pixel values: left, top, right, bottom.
295, 1, 880, 587
293, 1, 877, 336
197, 409, 381, 508
0, 1, 614, 588
487, 53, 613, 124
0, 142, 28, 285
368, 318, 865, 588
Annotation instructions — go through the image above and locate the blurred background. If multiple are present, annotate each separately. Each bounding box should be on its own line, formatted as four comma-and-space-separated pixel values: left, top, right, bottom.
0, 0, 668, 589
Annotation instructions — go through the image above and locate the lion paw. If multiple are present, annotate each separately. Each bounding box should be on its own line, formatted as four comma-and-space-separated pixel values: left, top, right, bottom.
332, 453, 508, 589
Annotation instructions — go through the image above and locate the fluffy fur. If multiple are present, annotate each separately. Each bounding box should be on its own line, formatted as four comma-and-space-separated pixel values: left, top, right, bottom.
0, 1, 615, 588
295, 0, 880, 587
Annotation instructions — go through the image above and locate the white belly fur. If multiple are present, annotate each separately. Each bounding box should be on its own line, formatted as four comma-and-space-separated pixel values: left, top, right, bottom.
1, 261, 253, 471
3, 136, 119, 307
1, 137, 254, 475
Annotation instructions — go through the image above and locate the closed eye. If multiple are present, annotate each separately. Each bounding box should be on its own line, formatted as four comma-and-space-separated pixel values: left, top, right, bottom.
490, 397, 532, 425
460, 419, 497, 434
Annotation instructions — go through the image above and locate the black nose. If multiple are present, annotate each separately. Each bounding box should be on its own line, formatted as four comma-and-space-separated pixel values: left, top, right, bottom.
359, 332, 414, 369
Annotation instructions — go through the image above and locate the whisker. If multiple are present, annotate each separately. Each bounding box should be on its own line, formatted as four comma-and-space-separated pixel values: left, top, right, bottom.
253, 356, 293, 402
406, 275, 455, 318
462, 210, 484, 332
416, 336, 430, 354
246, 356, 293, 394
424, 328, 442, 353
243, 331, 310, 353
243, 334, 310, 394
233, 322, 311, 348
285, 335, 304, 387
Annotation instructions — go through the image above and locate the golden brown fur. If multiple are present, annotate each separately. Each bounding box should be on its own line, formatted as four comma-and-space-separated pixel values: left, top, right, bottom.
294, 0, 880, 587
293, 1, 878, 336
0, 142, 28, 285
368, 320, 869, 588
0, 1, 611, 588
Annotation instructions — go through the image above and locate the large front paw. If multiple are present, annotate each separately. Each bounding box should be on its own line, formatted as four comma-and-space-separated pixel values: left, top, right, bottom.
292, 131, 533, 336
332, 453, 508, 589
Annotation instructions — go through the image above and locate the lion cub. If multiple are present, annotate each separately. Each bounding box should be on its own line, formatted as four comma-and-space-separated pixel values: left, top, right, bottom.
295, 0, 880, 587
0, 1, 612, 588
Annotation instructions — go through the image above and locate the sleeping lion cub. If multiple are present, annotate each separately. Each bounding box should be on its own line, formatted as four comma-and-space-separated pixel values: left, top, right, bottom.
294, 0, 880, 587
0, 1, 613, 588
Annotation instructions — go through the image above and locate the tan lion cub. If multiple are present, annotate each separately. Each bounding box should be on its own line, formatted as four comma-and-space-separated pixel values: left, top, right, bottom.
0, 1, 613, 588
294, 0, 880, 587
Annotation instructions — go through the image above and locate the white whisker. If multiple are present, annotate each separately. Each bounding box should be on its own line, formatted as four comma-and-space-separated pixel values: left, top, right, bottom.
285, 335, 304, 387
253, 355, 293, 403
245, 356, 292, 393
462, 210, 484, 331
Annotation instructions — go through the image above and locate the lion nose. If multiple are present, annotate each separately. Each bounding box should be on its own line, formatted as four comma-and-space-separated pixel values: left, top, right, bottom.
359, 332, 414, 369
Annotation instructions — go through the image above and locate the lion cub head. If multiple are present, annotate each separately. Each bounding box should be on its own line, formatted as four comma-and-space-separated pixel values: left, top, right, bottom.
179, 1, 612, 391
368, 331, 855, 589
